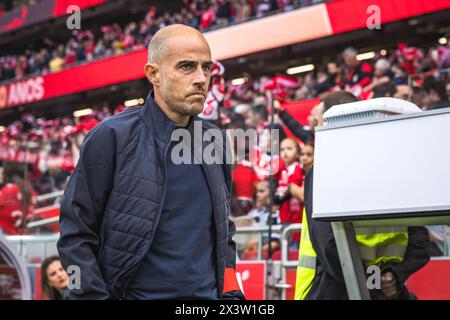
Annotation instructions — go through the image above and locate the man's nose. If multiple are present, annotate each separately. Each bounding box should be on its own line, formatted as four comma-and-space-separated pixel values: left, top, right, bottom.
193, 65, 207, 87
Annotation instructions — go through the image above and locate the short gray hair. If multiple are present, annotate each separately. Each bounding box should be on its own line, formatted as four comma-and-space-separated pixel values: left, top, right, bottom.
342, 47, 358, 58
375, 58, 391, 72
147, 24, 204, 64
148, 34, 165, 64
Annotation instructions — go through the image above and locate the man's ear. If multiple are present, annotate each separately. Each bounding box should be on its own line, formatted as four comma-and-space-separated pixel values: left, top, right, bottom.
144, 63, 159, 87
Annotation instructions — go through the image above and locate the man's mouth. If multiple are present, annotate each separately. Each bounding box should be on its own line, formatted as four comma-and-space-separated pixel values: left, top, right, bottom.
188, 92, 206, 98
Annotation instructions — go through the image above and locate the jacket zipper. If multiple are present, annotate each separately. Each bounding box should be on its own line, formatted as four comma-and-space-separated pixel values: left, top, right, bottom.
116, 123, 175, 298
191, 126, 223, 296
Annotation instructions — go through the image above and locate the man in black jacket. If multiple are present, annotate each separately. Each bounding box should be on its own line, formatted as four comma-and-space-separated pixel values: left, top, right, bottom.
302, 92, 431, 300
57, 24, 244, 300
303, 168, 432, 300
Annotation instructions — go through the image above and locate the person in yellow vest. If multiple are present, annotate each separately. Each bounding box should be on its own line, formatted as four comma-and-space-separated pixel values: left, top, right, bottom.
295, 92, 432, 300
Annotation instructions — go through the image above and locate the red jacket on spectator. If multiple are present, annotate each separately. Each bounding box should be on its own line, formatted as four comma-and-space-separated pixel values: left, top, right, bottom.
277, 161, 303, 224
346, 60, 373, 88
200, 7, 215, 29
232, 160, 258, 202
252, 149, 285, 182
0, 183, 36, 235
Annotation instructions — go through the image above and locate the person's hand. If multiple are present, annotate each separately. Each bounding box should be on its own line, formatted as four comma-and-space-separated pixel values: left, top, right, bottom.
381, 271, 398, 299
372, 76, 390, 87
275, 186, 288, 197
273, 100, 284, 111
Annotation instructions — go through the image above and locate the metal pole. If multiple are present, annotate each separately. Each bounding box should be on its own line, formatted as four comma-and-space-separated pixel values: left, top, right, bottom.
21, 141, 29, 235
331, 221, 371, 300
267, 89, 275, 260
265, 89, 276, 298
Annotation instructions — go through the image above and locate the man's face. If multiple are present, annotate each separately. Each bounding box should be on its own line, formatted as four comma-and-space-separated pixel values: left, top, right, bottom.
149, 34, 212, 117
374, 65, 385, 78
308, 102, 324, 129
300, 145, 314, 170
327, 62, 339, 75
255, 181, 270, 207
343, 53, 357, 68
245, 110, 260, 128
411, 89, 426, 108
394, 85, 412, 101
280, 139, 298, 165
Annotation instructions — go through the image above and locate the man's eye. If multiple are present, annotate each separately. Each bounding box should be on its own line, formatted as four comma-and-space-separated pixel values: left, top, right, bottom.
181, 64, 192, 70
203, 65, 212, 72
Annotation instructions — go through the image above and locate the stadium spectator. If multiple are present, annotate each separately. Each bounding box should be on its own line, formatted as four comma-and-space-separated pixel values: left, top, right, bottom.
40, 255, 69, 300
235, 0, 252, 22
422, 77, 450, 110
272, 137, 303, 248
363, 58, 392, 92
1, 1, 321, 82
372, 81, 397, 98
0, 162, 37, 235
315, 62, 345, 94
241, 180, 281, 260
299, 140, 314, 174
0, 0, 38, 13
248, 180, 278, 226
287, 140, 314, 204
232, 156, 258, 216
200, 3, 216, 30
393, 84, 413, 101
245, 104, 269, 132
49, 50, 65, 72
446, 79, 450, 98
342, 47, 373, 94
216, 0, 233, 27
274, 138, 303, 224
0, 162, 3, 189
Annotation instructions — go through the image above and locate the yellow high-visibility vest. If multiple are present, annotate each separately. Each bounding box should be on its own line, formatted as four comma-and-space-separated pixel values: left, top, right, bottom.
295, 209, 316, 300
295, 209, 408, 300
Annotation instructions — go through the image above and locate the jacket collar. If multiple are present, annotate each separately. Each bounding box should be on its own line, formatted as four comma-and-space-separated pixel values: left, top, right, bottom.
140, 91, 201, 142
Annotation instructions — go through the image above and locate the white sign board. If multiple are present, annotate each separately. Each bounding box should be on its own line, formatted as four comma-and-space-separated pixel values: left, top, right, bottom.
312, 108, 450, 220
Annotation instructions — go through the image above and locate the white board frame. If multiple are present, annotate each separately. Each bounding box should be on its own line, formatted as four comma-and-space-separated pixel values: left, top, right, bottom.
312, 108, 450, 221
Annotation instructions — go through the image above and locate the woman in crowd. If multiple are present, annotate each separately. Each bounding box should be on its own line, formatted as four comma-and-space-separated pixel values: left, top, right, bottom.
41, 255, 69, 300
241, 180, 281, 260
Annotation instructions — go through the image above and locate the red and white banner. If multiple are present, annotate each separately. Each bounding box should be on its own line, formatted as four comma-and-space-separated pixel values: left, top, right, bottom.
236, 261, 266, 300
0, 145, 40, 165
0, 77, 45, 109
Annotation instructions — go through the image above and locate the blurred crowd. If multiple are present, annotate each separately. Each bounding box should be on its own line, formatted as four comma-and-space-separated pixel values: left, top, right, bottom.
0, 0, 39, 15
0, 104, 126, 194
1, 42, 450, 196
226, 44, 450, 109
0, 0, 319, 82
1, 31, 450, 255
